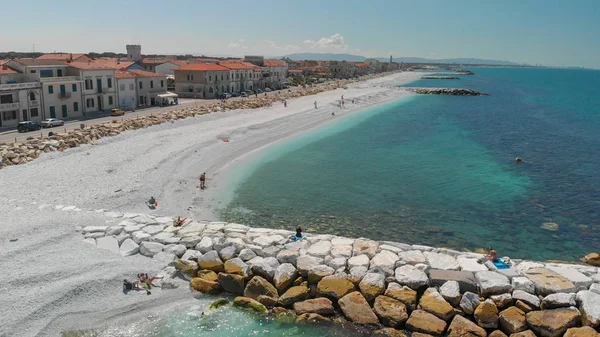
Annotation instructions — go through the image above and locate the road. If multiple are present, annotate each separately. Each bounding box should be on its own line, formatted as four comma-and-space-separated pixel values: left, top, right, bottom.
0, 98, 214, 144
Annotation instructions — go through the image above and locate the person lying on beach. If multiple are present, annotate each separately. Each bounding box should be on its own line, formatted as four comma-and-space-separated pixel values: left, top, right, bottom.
173, 216, 186, 227
138, 273, 163, 288
123, 279, 150, 295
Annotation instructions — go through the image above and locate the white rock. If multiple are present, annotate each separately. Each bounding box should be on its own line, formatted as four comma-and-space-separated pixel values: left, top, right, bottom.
541, 293, 576, 309
331, 245, 353, 258
123, 213, 140, 218
328, 257, 347, 270
238, 248, 257, 262
457, 257, 488, 272
411, 244, 434, 252
476, 271, 513, 296
331, 237, 354, 246
206, 222, 226, 232
369, 250, 399, 276
139, 242, 165, 257
284, 240, 309, 252
164, 244, 187, 257
592, 273, 600, 283
252, 257, 279, 280
512, 276, 535, 294
153, 251, 177, 266
105, 211, 123, 218
379, 244, 403, 254
348, 254, 370, 269
181, 249, 202, 261
124, 225, 144, 234
423, 251, 460, 271
118, 220, 137, 227
515, 261, 545, 274
132, 215, 156, 225
195, 236, 214, 253
297, 255, 322, 275
352, 238, 379, 259
576, 290, 600, 327
225, 237, 247, 253
349, 266, 368, 283
590, 283, 600, 295
96, 236, 119, 254
84, 232, 105, 239
105, 226, 123, 236
394, 265, 429, 290
398, 250, 427, 265
512, 289, 540, 308
253, 235, 285, 247
414, 263, 430, 273
546, 265, 593, 291
261, 246, 283, 258
82, 226, 108, 234
308, 265, 335, 283
142, 225, 164, 235
152, 232, 179, 245
273, 263, 298, 290
180, 236, 202, 248
359, 272, 386, 301
155, 216, 174, 224
83, 238, 96, 246
440, 281, 461, 307
246, 256, 264, 269
219, 246, 237, 261
307, 240, 332, 257
115, 232, 129, 246
62, 205, 77, 211
276, 249, 299, 265
119, 239, 139, 256
177, 222, 205, 237
460, 291, 481, 315
131, 231, 152, 244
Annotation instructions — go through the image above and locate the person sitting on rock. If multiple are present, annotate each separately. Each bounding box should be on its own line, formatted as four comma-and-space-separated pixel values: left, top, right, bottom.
295, 226, 303, 240
148, 196, 156, 206
485, 247, 498, 261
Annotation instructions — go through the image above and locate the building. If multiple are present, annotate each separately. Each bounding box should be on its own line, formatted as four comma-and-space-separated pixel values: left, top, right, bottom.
354, 62, 371, 76
5, 58, 83, 121
37, 53, 94, 63
0, 65, 42, 128
116, 69, 170, 109
115, 71, 137, 110
220, 61, 259, 93
262, 59, 288, 90
329, 61, 357, 79
173, 63, 231, 99
67, 62, 117, 115
95, 58, 143, 71
243, 56, 265, 66
126, 45, 142, 62
365, 59, 383, 73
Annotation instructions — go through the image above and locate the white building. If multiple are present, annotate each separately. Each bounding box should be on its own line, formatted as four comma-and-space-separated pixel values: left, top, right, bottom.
116, 69, 170, 109
116, 71, 137, 110
262, 59, 288, 90
67, 62, 117, 115
0, 66, 42, 128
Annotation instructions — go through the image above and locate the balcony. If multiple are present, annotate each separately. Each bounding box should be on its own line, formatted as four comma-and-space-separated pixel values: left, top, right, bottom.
58, 92, 72, 100
30, 100, 39, 107
0, 82, 41, 91
0, 102, 21, 111
40, 76, 81, 83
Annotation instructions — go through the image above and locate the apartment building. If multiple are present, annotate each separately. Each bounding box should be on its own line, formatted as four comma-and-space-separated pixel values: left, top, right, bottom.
67, 62, 117, 115
37, 53, 94, 63
220, 61, 259, 93
329, 61, 358, 79
174, 63, 231, 99
262, 59, 288, 89
116, 71, 137, 110
0, 66, 42, 128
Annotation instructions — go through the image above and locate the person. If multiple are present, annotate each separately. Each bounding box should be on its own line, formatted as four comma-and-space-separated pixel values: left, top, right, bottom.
332, 112, 335, 116
284, 100, 287, 107
352, 99, 355, 104
341, 95, 344, 100
515, 157, 522, 163
139, 273, 163, 288
173, 216, 186, 227
147, 196, 156, 207
485, 247, 498, 261
295, 226, 302, 239
200, 172, 206, 190
314, 101, 318, 109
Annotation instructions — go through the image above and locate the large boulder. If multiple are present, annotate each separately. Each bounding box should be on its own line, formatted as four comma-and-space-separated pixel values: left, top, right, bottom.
582, 253, 600, 267
232, 296, 268, 314
190, 277, 220, 294
307, 265, 335, 284
370, 250, 400, 276
238, 248, 257, 261
405, 310, 447, 336
460, 291, 481, 315
139, 241, 164, 257
296, 255, 322, 276
489, 331, 509, 337
491, 293, 514, 310
429, 269, 478, 294
359, 272, 386, 303
564, 326, 600, 337
218, 273, 245, 294
523, 268, 577, 296
373, 328, 409, 337
474, 299, 499, 329
348, 254, 370, 269
197, 250, 224, 272
510, 331, 538, 337
293, 298, 334, 316
499, 306, 527, 335
423, 252, 460, 271
394, 265, 429, 290
306, 240, 332, 257
447, 315, 487, 337
352, 238, 379, 259
546, 266, 593, 291
398, 250, 427, 265
512, 277, 536, 294
349, 266, 368, 284
243, 276, 279, 307
439, 281, 461, 307
316, 274, 356, 300
476, 271, 513, 296
373, 295, 409, 328
131, 231, 151, 244
526, 307, 582, 337
119, 238, 140, 256
195, 237, 213, 253
273, 263, 298, 292
173, 259, 198, 280
577, 290, 600, 328
418, 288, 455, 322
331, 245, 353, 258
96, 236, 119, 254
296, 313, 331, 323
457, 257, 488, 272
512, 290, 540, 309
251, 257, 280, 281
385, 283, 418, 311
338, 291, 380, 325
541, 293, 577, 309
218, 246, 237, 261
278, 286, 310, 307
223, 258, 250, 276
276, 249, 299, 265
327, 257, 347, 270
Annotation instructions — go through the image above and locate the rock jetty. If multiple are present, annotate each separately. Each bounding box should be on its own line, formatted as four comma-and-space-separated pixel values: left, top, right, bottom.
456, 70, 476, 75
77, 210, 600, 336
405, 87, 489, 96
0, 71, 397, 170
421, 76, 460, 80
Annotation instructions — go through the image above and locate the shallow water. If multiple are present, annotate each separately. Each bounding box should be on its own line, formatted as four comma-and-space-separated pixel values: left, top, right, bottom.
221, 68, 600, 261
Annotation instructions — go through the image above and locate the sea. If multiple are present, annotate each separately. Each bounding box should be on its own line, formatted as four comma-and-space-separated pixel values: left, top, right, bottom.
221, 67, 600, 262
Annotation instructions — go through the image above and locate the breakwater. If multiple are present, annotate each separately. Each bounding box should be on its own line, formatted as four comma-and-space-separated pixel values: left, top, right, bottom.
405, 87, 489, 96
78, 210, 600, 336
421, 76, 460, 80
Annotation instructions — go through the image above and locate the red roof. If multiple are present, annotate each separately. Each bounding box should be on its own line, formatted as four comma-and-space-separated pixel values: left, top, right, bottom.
0, 65, 16, 74
263, 59, 286, 67
220, 61, 259, 70
93, 59, 136, 69
116, 69, 165, 79
175, 63, 230, 71
37, 53, 92, 61
288, 69, 303, 73
141, 58, 178, 65
69, 61, 118, 70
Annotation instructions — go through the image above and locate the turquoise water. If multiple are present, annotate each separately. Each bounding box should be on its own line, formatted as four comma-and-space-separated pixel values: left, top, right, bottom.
221, 68, 600, 261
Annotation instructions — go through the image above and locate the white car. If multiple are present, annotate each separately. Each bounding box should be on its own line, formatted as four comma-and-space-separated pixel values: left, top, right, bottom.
264, 88, 272, 92
41, 118, 65, 128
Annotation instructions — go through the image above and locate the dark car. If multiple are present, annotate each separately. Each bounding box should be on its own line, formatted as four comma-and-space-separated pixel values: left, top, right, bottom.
231, 92, 240, 97
17, 121, 42, 133
256, 89, 263, 94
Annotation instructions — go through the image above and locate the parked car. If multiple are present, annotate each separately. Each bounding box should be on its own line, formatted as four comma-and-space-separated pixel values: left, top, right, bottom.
240, 92, 248, 97
17, 121, 42, 133
264, 88, 272, 92
256, 89, 263, 94
41, 118, 64, 128
231, 92, 240, 97
110, 108, 125, 116
219, 93, 232, 99
246, 90, 254, 95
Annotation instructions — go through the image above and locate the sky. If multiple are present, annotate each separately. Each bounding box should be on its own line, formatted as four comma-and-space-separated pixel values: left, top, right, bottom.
3, 0, 600, 68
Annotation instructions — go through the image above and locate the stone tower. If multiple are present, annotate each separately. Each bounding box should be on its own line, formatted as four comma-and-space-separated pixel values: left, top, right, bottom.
126, 45, 142, 62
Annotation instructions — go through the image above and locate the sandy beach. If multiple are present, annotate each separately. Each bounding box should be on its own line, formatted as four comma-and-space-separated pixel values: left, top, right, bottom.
0, 71, 421, 337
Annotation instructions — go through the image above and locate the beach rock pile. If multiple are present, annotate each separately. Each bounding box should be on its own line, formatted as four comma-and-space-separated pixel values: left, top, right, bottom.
79, 211, 600, 336
405, 87, 489, 96
0, 71, 398, 170
421, 76, 460, 80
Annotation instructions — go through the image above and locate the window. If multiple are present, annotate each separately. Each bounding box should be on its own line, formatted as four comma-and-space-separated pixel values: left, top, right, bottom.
62, 105, 68, 118
60, 84, 65, 93
221, 75, 223, 81
86, 98, 95, 108
161, 80, 164, 87
30, 70, 36, 74
237, 73, 239, 79
150, 81, 154, 89
72, 84, 77, 92
57, 69, 63, 77
130, 83, 134, 90
1, 95, 13, 104
139, 82, 143, 89
107, 78, 112, 88
49, 106, 56, 118
120, 83, 125, 91
85, 79, 93, 90
73, 102, 79, 112
29, 92, 36, 101
108, 96, 113, 105
139, 96, 144, 104
40, 70, 53, 78
209, 75, 212, 81
31, 108, 39, 117
209, 87, 213, 94
2, 111, 17, 121
48, 85, 54, 94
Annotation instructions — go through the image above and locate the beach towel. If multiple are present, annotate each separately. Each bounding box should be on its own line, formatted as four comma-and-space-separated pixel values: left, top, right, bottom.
493, 259, 510, 269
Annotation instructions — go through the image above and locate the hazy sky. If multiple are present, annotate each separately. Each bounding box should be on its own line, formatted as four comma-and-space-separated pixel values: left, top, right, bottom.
3, 0, 599, 68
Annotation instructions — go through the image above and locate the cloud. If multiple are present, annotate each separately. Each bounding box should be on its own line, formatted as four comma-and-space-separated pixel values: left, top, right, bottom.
227, 39, 248, 49
303, 33, 348, 52
303, 40, 314, 44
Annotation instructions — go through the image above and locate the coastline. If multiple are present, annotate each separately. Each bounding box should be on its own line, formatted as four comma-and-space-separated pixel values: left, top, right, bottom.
0, 71, 422, 337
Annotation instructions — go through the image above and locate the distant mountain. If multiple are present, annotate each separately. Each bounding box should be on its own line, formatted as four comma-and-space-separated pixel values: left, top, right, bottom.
284, 53, 520, 66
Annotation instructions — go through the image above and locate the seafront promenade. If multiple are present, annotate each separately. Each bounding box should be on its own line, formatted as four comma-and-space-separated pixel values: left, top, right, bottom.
76, 208, 600, 336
